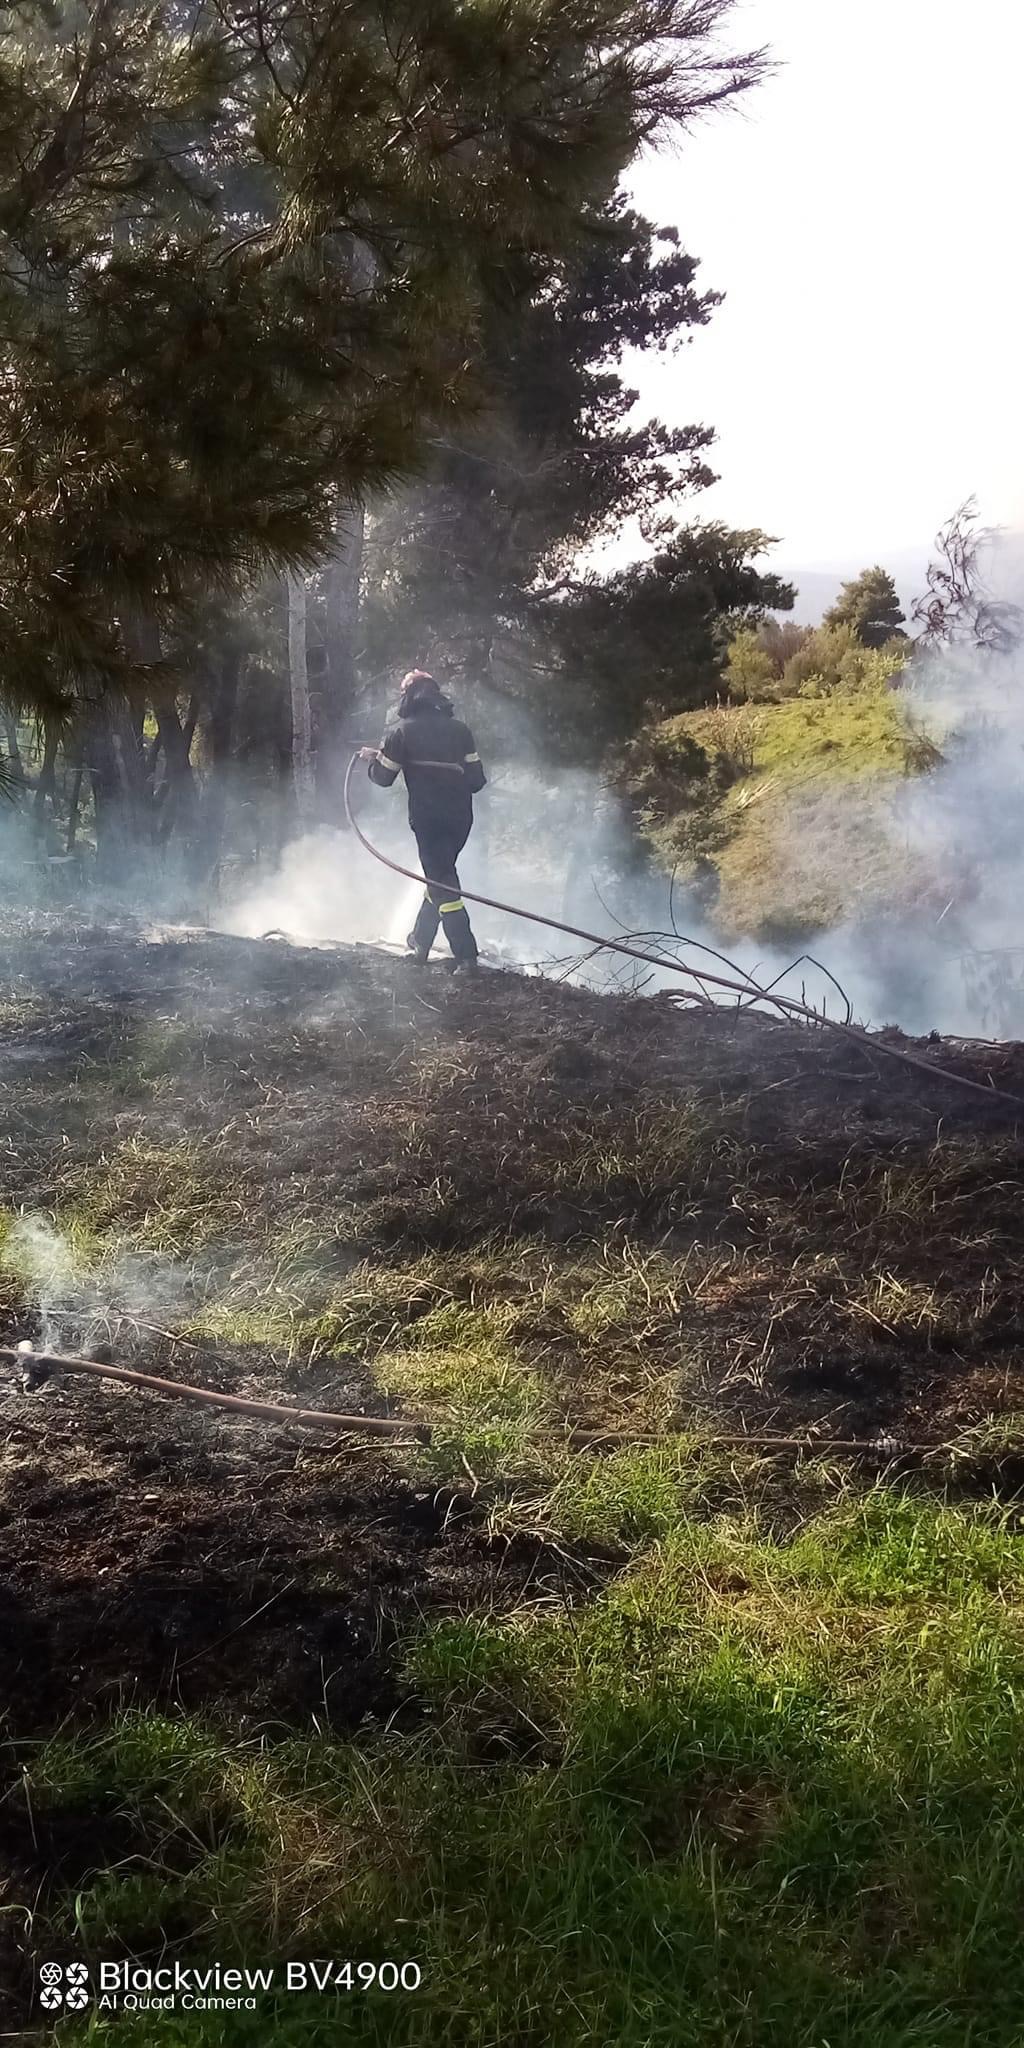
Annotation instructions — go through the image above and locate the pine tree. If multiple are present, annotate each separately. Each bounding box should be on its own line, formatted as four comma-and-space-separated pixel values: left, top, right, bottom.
0, 0, 766, 847
362, 197, 791, 747
556, 524, 794, 741
824, 566, 907, 648
362, 200, 722, 690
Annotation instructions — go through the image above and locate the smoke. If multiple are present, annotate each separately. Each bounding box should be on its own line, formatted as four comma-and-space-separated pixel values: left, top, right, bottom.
875, 639, 1024, 1036
5, 1215, 197, 1354
225, 824, 398, 948
5, 580, 1024, 1041
218, 759, 651, 975
216, 748, 865, 1013
215, 629, 1024, 1042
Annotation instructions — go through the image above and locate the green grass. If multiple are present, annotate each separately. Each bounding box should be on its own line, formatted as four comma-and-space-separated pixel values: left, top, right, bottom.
747, 688, 916, 782
630, 683, 944, 939
18, 1489, 1024, 2047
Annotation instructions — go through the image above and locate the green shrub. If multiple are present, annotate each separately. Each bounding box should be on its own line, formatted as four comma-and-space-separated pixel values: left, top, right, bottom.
784, 624, 910, 698
723, 627, 779, 703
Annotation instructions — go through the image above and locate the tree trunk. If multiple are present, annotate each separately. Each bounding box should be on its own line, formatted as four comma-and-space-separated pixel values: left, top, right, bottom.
314, 501, 365, 811
66, 760, 84, 854
32, 725, 59, 837
288, 573, 315, 827
3, 716, 22, 780
119, 610, 198, 853
87, 701, 149, 876
189, 651, 241, 885
153, 696, 200, 846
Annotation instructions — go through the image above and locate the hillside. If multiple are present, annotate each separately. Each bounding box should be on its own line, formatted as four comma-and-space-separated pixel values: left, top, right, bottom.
2, 922, 1024, 2041
626, 682, 945, 941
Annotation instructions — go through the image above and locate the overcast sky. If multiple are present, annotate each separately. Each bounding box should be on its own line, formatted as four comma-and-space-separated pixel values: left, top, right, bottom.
624, 0, 1024, 577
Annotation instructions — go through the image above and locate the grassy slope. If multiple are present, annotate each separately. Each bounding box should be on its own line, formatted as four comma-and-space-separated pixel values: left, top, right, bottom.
632, 686, 942, 940
2, 933, 1024, 2045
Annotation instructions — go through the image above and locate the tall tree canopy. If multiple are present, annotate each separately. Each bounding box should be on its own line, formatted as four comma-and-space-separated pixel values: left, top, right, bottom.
555, 523, 794, 742
0, 0, 766, 725
362, 200, 720, 678
361, 192, 792, 750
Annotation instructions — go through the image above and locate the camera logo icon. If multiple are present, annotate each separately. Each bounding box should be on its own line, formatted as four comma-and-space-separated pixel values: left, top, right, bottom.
37, 1962, 90, 2010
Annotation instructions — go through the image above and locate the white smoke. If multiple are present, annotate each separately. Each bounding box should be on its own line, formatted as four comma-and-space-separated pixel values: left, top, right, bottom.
875, 641, 1024, 1036
5, 1216, 196, 1354
215, 754, 867, 1012
218, 769, 583, 969
206, 566, 1024, 1042
224, 825, 386, 946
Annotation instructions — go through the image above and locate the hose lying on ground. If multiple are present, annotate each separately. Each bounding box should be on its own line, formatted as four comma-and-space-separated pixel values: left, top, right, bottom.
0, 1345, 430, 1442
343, 753, 1024, 1115
1, 1345, 1004, 1466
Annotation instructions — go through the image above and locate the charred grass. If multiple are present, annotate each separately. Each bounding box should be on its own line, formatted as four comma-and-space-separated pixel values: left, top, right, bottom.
2, 921, 1024, 2040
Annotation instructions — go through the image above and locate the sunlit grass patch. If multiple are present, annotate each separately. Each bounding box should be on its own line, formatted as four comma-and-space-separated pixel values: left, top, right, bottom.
535, 1439, 790, 1547
182, 1300, 300, 1351
779, 1491, 1024, 1605
67, 1136, 253, 1253
843, 1269, 954, 1344
550, 1103, 730, 1205
28, 1715, 393, 1953
633, 683, 941, 939
379, 1326, 553, 1478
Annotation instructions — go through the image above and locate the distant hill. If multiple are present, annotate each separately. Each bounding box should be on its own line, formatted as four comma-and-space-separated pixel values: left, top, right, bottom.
772, 548, 930, 627
775, 531, 1024, 627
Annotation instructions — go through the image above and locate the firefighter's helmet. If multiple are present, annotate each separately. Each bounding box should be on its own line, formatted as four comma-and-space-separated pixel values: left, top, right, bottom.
400, 668, 443, 711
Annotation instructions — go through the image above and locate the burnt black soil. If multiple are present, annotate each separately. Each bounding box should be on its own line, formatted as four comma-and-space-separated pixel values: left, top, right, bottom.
0, 1401, 588, 1734
2, 915, 1024, 1744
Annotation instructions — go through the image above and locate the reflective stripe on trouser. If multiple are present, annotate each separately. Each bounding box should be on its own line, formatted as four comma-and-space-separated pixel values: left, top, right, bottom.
409, 820, 477, 961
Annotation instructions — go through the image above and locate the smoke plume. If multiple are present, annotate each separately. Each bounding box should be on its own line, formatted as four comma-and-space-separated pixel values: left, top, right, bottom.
5, 1216, 196, 1354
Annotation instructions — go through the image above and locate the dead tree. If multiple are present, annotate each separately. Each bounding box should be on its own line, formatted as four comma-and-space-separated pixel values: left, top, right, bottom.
914, 500, 1024, 653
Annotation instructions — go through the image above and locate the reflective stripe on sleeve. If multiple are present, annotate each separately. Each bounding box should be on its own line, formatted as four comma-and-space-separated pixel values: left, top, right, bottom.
464, 752, 480, 763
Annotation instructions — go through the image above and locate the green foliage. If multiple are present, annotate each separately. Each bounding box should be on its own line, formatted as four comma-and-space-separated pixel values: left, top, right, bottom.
627, 675, 934, 934
756, 617, 811, 670
361, 184, 796, 755
361, 198, 724, 728
748, 685, 919, 780
724, 618, 814, 701
824, 565, 907, 647
26, 1492, 1024, 2046
1, 0, 764, 723
723, 626, 782, 702
557, 523, 795, 744
782, 623, 910, 697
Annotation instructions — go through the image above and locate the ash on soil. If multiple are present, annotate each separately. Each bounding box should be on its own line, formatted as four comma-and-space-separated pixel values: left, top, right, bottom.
1, 916, 1023, 1735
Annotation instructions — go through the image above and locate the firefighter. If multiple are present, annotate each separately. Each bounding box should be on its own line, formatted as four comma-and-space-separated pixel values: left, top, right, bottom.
360, 670, 486, 971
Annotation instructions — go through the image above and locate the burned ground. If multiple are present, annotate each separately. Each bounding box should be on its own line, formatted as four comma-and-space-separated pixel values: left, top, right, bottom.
3, 920, 1024, 1434
1, 919, 1022, 1716
3, 918, 1024, 2036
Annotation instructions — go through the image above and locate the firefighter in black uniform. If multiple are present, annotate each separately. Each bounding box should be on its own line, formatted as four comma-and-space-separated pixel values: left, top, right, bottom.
360, 670, 486, 971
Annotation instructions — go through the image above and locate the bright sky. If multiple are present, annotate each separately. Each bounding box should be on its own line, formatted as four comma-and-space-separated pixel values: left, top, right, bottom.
625, 0, 1024, 574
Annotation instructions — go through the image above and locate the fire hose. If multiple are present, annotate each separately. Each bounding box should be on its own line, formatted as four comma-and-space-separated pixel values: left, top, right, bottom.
1, 1345, 1009, 1471
343, 753, 1024, 1114
0, 1344, 429, 1441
